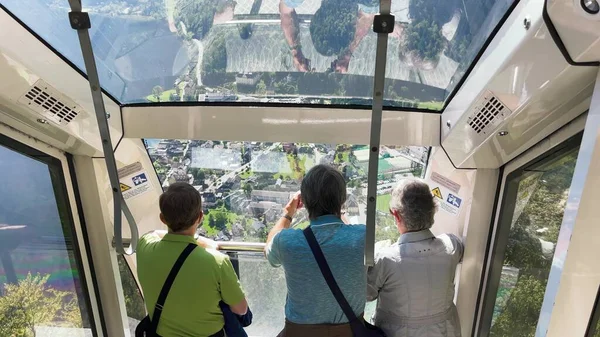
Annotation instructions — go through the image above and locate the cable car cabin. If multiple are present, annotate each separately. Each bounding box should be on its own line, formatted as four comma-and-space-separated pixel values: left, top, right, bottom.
0, 0, 599, 336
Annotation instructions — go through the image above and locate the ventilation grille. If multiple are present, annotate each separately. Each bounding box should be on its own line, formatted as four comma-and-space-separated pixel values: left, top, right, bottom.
467, 91, 511, 134
18, 80, 82, 125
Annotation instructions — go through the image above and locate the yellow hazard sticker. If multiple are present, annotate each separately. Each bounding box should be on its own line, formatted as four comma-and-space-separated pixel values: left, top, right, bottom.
431, 187, 443, 199
120, 183, 131, 192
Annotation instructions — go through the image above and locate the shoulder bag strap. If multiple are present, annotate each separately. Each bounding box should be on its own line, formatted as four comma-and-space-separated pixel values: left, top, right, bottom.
303, 227, 359, 322
149, 243, 197, 334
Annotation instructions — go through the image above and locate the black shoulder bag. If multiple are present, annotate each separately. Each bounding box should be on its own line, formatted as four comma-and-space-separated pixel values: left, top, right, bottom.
136, 243, 200, 337
303, 227, 386, 337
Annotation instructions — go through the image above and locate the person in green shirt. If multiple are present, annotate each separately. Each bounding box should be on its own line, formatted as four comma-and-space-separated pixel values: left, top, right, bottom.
137, 182, 248, 337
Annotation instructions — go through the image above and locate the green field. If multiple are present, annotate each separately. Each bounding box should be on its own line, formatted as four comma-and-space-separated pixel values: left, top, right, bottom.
146, 89, 176, 102
418, 101, 444, 110
377, 194, 392, 212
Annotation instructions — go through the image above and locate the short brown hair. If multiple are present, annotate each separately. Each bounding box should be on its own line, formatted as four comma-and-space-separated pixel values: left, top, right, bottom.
159, 182, 202, 232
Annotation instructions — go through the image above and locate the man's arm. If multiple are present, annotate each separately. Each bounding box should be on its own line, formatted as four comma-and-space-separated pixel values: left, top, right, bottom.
220, 257, 248, 315
152, 230, 219, 250
229, 298, 249, 316
334, 10, 375, 73
280, 0, 310, 71
266, 192, 301, 246
366, 254, 385, 301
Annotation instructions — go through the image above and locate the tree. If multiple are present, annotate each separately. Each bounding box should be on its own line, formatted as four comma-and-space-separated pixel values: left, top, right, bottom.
274, 81, 297, 95
117, 257, 146, 321
0, 273, 80, 336
174, 0, 218, 40
243, 183, 253, 197
309, 1, 357, 56
202, 36, 227, 75
407, 20, 444, 60
152, 85, 164, 102
256, 80, 267, 95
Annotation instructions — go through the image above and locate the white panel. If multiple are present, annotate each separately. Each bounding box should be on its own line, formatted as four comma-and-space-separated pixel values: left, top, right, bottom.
543, 70, 600, 337
122, 106, 440, 146
424, 148, 499, 337
548, 0, 600, 63
73, 156, 130, 337
441, 0, 597, 169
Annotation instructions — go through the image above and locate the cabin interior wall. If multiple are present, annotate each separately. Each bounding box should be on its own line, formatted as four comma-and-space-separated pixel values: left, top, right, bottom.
424, 147, 499, 337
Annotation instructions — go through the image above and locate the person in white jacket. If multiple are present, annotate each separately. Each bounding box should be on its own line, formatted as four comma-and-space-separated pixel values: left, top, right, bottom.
367, 178, 464, 337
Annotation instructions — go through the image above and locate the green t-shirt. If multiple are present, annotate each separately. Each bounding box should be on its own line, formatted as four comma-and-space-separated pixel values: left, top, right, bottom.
136, 232, 245, 336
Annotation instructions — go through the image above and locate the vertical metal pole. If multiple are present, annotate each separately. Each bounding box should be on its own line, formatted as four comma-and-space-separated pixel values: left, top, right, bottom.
365, 0, 392, 266
67, 0, 138, 255
227, 252, 241, 278
0, 251, 18, 284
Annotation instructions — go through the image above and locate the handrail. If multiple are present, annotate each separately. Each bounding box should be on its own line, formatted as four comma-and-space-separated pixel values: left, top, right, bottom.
67, 0, 138, 255
114, 238, 266, 253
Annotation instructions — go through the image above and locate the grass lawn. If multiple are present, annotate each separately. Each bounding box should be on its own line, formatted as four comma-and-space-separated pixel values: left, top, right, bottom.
377, 194, 392, 212
146, 89, 176, 102
418, 101, 444, 110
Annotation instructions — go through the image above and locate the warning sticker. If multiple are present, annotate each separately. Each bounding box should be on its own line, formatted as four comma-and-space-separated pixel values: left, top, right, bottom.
431, 172, 461, 194
118, 162, 152, 200
431, 187, 443, 199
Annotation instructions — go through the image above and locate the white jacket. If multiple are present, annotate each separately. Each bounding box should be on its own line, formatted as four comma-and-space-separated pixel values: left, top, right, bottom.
367, 229, 464, 337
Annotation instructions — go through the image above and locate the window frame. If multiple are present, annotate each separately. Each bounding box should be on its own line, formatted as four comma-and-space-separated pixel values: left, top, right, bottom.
473, 113, 587, 337
586, 284, 600, 337
0, 128, 105, 336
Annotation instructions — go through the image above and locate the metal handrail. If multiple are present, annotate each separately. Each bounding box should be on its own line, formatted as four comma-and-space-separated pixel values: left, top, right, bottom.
68, 0, 138, 255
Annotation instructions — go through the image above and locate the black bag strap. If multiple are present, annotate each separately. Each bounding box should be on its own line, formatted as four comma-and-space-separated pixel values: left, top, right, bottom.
303, 227, 359, 323
149, 243, 197, 334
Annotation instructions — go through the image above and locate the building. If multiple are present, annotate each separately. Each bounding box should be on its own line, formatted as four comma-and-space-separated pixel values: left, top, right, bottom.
236, 72, 261, 86
168, 168, 193, 185
250, 190, 294, 206
202, 192, 218, 211
248, 201, 280, 218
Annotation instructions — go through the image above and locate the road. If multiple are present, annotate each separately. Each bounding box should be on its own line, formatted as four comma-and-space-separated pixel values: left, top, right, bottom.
195, 39, 204, 86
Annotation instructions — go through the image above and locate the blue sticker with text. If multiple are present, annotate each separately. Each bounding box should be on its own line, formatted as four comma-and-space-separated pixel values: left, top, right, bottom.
132, 173, 148, 186
447, 193, 462, 208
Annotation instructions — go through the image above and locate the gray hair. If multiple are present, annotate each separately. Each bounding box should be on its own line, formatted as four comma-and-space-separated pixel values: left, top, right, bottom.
389, 178, 437, 231
301, 164, 347, 219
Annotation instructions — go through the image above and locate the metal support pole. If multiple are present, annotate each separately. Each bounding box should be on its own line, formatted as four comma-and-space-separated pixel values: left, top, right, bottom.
0, 251, 17, 284
67, 0, 138, 255
365, 0, 393, 266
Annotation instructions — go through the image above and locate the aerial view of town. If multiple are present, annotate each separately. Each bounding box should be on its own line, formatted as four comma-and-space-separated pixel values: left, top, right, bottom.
146, 139, 428, 243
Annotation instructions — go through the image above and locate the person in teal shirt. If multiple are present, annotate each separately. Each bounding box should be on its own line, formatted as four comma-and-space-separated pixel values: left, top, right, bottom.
265, 164, 367, 337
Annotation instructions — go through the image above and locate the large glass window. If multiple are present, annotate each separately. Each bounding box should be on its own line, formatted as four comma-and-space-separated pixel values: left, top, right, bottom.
2, 0, 515, 107
0, 136, 95, 336
479, 137, 581, 337
145, 139, 427, 242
